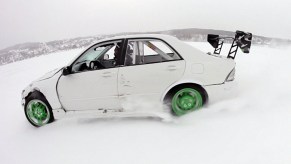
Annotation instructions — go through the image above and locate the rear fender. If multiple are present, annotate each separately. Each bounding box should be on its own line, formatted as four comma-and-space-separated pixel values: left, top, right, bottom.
160, 79, 204, 102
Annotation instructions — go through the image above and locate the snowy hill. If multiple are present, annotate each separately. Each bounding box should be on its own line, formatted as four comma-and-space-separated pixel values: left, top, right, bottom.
1, 28, 290, 66
0, 42, 290, 164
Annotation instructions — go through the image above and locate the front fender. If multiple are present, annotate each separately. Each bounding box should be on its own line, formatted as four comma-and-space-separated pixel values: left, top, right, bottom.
21, 71, 64, 113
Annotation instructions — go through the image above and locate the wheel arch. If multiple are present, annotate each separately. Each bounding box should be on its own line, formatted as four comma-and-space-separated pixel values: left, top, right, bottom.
24, 89, 55, 127
25, 89, 50, 105
24, 88, 55, 112
24, 88, 46, 99
162, 82, 209, 105
24, 87, 41, 100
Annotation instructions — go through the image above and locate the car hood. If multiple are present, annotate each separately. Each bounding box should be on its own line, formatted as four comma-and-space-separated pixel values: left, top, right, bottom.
35, 67, 63, 82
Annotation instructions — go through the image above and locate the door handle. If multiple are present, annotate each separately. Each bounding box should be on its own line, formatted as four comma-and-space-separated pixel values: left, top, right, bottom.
167, 65, 177, 71
102, 72, 113, 77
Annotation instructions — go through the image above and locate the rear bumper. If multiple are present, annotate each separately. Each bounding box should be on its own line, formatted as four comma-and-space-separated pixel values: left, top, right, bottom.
203, 81, 237, 104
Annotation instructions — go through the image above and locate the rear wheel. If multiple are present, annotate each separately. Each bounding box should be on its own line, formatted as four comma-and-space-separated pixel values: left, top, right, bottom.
24, 92, 54, 127
165, 86, 205, 116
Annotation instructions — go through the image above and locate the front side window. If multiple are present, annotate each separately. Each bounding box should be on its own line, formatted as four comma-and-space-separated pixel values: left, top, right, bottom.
124, 39, 181, 66
72, 40, 122, 73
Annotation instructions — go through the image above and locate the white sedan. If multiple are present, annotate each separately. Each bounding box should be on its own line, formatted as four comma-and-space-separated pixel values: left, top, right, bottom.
21, 31, 252, 127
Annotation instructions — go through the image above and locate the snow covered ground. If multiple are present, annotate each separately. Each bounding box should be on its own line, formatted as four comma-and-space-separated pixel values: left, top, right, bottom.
0, 43, 290, 164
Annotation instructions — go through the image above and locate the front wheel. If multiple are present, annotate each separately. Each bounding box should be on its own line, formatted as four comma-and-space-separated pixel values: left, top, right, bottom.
167, 87, 205, 116
24, 92, 54, 127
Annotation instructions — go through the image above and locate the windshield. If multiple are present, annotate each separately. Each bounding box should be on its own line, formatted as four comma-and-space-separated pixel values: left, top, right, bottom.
75, 46, 112, 64
71, 41, 122, 73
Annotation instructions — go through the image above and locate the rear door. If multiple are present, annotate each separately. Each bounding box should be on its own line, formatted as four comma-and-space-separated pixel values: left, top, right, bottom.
118, 39, 185, 111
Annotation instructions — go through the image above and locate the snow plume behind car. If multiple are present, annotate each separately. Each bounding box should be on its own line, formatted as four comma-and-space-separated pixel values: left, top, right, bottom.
120, 97, 174, 121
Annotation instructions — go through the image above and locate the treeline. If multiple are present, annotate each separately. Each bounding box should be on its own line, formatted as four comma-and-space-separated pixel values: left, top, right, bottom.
1, 28, 290, 66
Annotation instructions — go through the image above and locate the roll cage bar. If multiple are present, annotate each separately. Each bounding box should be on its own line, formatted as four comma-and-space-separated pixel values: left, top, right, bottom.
207, 30, 253, 59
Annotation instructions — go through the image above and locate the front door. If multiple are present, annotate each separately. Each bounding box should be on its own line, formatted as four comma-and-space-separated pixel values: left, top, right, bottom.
57, 40, 124, 112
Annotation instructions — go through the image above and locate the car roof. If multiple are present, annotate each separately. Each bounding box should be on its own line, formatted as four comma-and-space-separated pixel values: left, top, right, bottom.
97, 34, 177, 42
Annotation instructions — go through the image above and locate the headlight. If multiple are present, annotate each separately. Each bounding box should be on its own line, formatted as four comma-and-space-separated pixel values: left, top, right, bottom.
226, 68, 235, 82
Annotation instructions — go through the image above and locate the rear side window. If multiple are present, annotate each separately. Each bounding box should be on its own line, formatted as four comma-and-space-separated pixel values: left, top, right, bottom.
124, 39, 181, 66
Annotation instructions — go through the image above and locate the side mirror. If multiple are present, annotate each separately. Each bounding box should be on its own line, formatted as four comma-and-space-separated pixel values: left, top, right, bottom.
62, 66, 71, 76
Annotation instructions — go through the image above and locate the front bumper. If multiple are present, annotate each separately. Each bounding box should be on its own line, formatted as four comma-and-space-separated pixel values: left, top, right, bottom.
203, 80, 237, 104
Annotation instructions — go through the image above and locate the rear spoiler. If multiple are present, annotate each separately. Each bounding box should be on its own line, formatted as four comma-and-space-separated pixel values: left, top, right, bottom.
207, 30, 252, 59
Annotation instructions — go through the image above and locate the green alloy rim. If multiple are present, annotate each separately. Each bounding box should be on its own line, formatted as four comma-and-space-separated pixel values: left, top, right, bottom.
171, 88, 203, 116
26, 100, 50, 126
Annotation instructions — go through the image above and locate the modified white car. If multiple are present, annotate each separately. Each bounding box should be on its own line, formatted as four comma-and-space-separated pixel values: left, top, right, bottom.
21, 31, 252, 127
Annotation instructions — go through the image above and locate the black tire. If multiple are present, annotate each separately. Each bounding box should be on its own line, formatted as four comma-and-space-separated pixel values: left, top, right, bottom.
164, 84, 208, 116
24, 91, 54, 127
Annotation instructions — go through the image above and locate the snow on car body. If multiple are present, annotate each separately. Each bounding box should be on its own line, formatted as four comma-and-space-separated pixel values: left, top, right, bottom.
21, 32, 252, 127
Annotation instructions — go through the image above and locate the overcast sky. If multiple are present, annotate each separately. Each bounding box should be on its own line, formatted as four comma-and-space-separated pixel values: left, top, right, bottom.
0, 0, 290, 49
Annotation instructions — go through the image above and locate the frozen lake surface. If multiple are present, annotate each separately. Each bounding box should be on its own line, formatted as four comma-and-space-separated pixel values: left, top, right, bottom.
0, 43, 290, 164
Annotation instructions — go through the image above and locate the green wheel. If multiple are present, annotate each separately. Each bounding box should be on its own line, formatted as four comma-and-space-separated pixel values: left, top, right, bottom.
171, 88, 203, 116
24, 92, 54, 127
